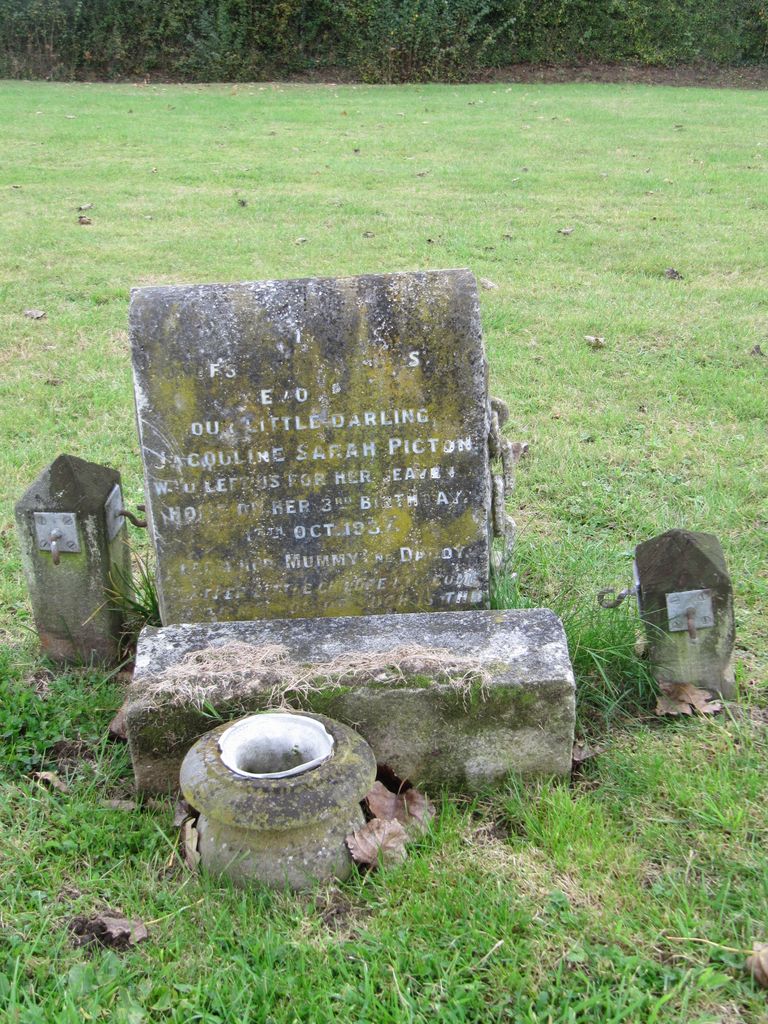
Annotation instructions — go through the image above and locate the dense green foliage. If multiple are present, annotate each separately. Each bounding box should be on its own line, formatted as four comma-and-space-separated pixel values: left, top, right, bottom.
1, 0, 766, 81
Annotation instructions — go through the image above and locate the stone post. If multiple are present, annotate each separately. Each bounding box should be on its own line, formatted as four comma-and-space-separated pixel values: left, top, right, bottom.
634, 529, 735, 698
15, 454, 132, 664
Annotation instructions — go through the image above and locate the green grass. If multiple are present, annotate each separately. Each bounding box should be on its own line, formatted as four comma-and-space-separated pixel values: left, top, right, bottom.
1, 79, 767, 1022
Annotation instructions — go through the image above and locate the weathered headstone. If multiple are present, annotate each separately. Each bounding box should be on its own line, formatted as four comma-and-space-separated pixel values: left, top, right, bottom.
125, 608, 576, 794
15, 454, 132, 663
635, 529, 735, 698
130, 270, 491, 624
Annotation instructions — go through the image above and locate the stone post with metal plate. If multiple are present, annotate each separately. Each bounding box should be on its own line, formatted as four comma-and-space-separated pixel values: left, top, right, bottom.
15, 454, 132, 664
633, 529, 736, 699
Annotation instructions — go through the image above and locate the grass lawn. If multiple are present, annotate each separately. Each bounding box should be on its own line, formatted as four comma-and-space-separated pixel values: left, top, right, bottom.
1, 79, 767, 1022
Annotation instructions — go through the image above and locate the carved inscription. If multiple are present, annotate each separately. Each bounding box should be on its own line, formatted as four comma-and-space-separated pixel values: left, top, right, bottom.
130, 271, 491, 623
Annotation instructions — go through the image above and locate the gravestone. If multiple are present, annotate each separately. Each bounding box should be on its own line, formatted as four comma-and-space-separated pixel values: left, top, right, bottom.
130, 270, 491, 624
15, 454, 132, 663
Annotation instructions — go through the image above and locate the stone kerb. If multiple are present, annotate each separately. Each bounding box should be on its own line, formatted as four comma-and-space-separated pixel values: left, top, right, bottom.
125, 609, 576, 794
130, 269, 491, 624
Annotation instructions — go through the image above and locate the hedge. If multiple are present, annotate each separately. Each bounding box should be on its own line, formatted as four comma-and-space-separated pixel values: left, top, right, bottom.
1, 0, 766, 82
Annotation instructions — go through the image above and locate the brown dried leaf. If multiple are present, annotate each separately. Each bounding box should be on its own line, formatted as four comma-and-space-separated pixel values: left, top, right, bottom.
173, 796, 195, 827
572, 740, 606, 766
181, 817, 200, 870
108, 705, 128, 741
69, 909, 148, 949
31, 770, 69, 793
655, 681, 722, 717
664, 267, 683, 279
750, 344, 764, 357
78, 215, 92, 225
24, 308, 46, 319
747, 942, 768, 988
100, 798, 136, 811
655, 692, 693, 716
365, 781, 435, 835
347, 818, 408, 867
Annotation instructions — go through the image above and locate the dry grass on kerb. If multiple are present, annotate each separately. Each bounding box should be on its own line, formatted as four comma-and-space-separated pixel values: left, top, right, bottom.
0, 79, 767, 1023
134, 641, 490, 710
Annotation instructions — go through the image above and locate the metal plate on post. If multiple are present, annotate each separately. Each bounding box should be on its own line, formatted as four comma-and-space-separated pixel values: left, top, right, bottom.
666, 589, 714, 632
33, 512, 80, 553
105, 484, 125, 541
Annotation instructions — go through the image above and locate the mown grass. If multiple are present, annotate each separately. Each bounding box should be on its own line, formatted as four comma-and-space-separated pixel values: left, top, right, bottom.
1, 79, 767, 1022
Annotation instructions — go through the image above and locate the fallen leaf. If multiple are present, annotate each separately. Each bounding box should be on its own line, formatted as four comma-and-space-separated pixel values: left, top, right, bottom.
572, 740, 606, 766
45, 377, 61, 386
347, 818, 408, 867
558, 226, 574, 235
24, 308, 46, 319
365, 781, 435, 835
181, 817, 200, 870
294, 236, 308, 245
479, 278, 498, 290
78, 203, 93, 212
664, 267, 683, 279
584, 335, 606, 349
655, 681, 722, 717
100, 798, 136, 811
69, 909, 148, 949
31, 770, 68, 793
108, 705, 127, 741
750, 344, 764, 357
78, 215, 92, 225
173, 796, 195, 827
415, 170, 428, 177
747, 943, 768, 988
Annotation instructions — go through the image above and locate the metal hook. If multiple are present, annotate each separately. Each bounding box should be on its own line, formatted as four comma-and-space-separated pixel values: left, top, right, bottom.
117, 509, 148, 529
49, 528, 62, 566
597, 587, 633, 609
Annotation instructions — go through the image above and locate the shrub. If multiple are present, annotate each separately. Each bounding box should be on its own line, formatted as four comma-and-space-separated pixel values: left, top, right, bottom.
0, 1, 766, 82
